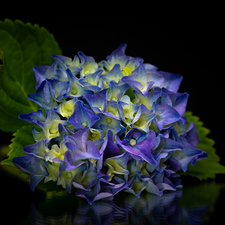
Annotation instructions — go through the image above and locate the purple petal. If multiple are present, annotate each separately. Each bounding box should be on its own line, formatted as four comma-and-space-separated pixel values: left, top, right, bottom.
103, 130, 121, 158
19, 109, 45, 125
101, 64, 123, 84
68, 101, 100, 129
145, 179, 163, 195
163, 138, 184, 152
76, 190, 113, 205
84, 89, 108, 113
33, 63, 59, 89
106, 43, 127, 59
159, 71, 183, 93
30, 174, 45, 191
161, 88, 189, 117
23, 139, 48, 158
117, 130, 157, 166
48, 79, 70, 101
153, 103, 181, 130
176, 136, 205, 172
71, 141, 100, 161
13, 155, 48, 176
181, 121, 199, 147
28, 80, 58, 111
64, 150, 85, 170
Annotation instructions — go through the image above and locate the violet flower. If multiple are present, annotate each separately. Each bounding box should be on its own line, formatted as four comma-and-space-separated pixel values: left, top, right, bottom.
13, 44, 207, 204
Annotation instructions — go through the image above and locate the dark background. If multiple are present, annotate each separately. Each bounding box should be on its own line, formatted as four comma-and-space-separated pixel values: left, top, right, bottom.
0, 4, 224, 224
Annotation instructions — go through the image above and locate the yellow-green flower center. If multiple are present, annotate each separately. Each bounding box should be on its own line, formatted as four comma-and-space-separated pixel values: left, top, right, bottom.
135, 120, 140, 126
129, 139, 136, 146
82, 122, 88, 127
72, 89, 77, 95
49, 126, 58, 135
66, 172, 72, 179
106, 118, 112, 124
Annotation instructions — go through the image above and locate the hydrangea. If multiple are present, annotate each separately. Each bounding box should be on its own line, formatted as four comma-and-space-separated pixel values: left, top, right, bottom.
13, 44, 207, 204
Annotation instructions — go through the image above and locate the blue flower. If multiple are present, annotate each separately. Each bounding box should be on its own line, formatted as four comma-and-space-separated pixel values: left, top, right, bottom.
121, 63, 164, 97
68, 100, 100, 129
116, 128, 157, 166
14, 44, 208, 204
13, 155, 48, 191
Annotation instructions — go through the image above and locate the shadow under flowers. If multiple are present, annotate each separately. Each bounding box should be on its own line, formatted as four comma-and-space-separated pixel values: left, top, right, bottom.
17, 181, 225, 225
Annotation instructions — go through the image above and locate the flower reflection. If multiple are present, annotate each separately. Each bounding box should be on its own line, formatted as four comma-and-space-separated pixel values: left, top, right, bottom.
20, 189, 208, 225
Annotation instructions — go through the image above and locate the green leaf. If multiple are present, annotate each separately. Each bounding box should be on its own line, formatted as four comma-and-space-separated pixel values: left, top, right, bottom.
181, 111, 225, 179
1, 125, 35, 167
0, 19, 62, 132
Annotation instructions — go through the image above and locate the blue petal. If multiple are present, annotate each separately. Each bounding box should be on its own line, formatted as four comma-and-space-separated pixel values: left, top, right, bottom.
23, 139, 48, 158
104, 101, 121, 120
68, 100, 100, 129
66, 69, 94, 97
153, 103, 181, 130
159, 71, 183, 93
68, 127, 90, 152
19, 109, 45, 125
64, 149, 86, 170
101, 64, 123, 84
106, 43, 127, 59
30, 174, 45, 191
28, 80, 58, 111
132, 104, 155, 132
78, 52, 99, 77
103, 129, 121, 158
144, 63, 158, 71
92, 113, 125, 137
75, 179, 113, 204
13, 155, 48, 176
84, 89, 108, 113
47, 79, 70, 101
58, 164, 86, 193
33, 63, 59, 89
145, 178, 163, 195
121, 63, 163, 96
133, 89, 161, 110
79, 70, 104, 91
161, 88, 189, 117
176, 136, 205, 172
117, 129, 157, 166
65, 140, 100, 163
107, 80, 129, 101
181, 121, 199, 147
163, 138, 184, 152
52, 54, 82, 75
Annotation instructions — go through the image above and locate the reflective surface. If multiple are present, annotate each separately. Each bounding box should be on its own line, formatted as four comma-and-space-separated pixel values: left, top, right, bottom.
19, 191, 207, 225
1, 166, 224, 225
1, 144, 225, 225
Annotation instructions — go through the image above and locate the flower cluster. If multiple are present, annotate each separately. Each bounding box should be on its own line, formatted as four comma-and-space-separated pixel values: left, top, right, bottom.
13, 44, 207, 204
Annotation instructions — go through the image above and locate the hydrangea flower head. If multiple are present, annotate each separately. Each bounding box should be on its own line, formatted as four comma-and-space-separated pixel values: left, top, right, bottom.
14, 44, 207, 204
